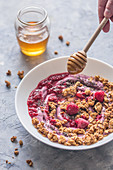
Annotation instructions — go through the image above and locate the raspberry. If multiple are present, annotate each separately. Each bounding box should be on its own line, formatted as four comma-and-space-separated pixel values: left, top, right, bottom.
75, 118, 89, 129
66, 102, 79, 115
76, 92, 85, 99
96, 114, 102, 121
70, 120, 76, 127
50, 119, 56, 125
95, 91, 104, 102
48, 95, 58, 103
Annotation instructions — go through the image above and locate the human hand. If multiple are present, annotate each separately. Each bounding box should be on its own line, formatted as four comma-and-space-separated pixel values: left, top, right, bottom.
98, 0, 113, 32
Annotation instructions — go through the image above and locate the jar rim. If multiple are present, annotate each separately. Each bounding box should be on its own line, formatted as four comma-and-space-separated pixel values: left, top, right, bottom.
17, 6, 48, 26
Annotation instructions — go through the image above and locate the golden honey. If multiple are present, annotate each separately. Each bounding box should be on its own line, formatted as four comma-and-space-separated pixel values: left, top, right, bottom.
15, 7, 50, 56
17, 24, 49, 56
17, 35, 49, 56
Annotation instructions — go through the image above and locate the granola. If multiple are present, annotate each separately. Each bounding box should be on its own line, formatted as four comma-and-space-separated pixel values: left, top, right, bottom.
10, 136, 17, 142
58, 35, 63, 41
66, 41, 70, 46
54, 51, 58, 55
5, 80, 11, 88
6, 70, 11, 75
27, 73, 113, 146
26, 160, 33, 167
17, 71, 24, 79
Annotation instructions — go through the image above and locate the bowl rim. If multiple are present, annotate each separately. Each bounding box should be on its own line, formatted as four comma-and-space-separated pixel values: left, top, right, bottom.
15, 56, 113, 150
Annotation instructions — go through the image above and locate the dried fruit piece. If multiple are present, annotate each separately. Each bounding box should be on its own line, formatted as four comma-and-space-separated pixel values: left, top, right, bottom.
66, 102, 79, 115
26, 160, 33, 167
95, 91, 104, 102
75, 118, 89, 129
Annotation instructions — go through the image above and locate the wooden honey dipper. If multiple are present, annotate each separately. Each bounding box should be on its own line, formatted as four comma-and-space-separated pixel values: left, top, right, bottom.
67, 17, 108, 74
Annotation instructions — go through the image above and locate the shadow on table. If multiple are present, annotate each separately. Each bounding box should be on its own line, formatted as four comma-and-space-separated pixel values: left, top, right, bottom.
27, 138, 113, 170
19, 49, 54, 71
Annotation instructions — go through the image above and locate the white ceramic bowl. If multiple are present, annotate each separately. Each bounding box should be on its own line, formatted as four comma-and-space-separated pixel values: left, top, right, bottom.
15, 57, 113, 150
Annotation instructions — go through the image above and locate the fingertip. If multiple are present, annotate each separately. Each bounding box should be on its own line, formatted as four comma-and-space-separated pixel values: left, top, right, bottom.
110, 16, 113, 22
103, 21, 110, 32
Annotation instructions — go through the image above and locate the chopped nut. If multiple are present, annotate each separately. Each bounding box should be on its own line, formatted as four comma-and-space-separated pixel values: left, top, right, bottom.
26, 160, 33, 167
76, 137, 83, 145
6, 70, 11, 75
51, 134, 58, 142
58, 135, 66, 144
14, 150, 19, 156
64, 142, 71, 146
104, 96, 109, 103
76, 129, 85, 134
5, 80, 10, 88
32, 117, 39, 125
66, 41, 70, 46
19, 140, 23, 146
68, 138, 76, 145
50, 109, 56, 116
98, 134, 103, 141
55, 122, 62, 127
95, 75, 100, 81
62, 84, 76, 96
48, 102, 57, 109
90, 112, 98, 119
85, 89, 91, 95
47, 132, 53, 140
54, 51, 58, 55
94, 102, 102, 113
10, 136, 17, 142
110, 91, 113, 98
109, 119, 113, 128
17, 71, 24, 79
58, 35, 63, 41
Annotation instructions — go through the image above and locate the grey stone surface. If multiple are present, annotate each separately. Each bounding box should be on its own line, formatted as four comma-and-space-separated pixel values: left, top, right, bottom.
1, 0, 113, 169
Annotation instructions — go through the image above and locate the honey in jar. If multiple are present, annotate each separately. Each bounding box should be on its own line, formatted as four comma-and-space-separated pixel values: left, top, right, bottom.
15, 7, 50, 56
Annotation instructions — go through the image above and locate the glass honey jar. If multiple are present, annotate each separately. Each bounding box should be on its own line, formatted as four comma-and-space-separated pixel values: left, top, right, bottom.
15, 6, 50, 56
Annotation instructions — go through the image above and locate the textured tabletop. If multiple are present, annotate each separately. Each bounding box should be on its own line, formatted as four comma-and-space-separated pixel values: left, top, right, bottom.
1, 0, 113, 170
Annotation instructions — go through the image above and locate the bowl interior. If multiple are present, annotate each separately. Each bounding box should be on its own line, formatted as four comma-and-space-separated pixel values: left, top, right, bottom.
15, 57, 113, 150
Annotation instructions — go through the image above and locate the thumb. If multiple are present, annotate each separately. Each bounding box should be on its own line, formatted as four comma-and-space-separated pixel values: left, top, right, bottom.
104, 0, 113, 18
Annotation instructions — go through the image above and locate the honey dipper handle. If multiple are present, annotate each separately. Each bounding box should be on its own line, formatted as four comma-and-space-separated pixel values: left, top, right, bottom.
83, 17, 108, 53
